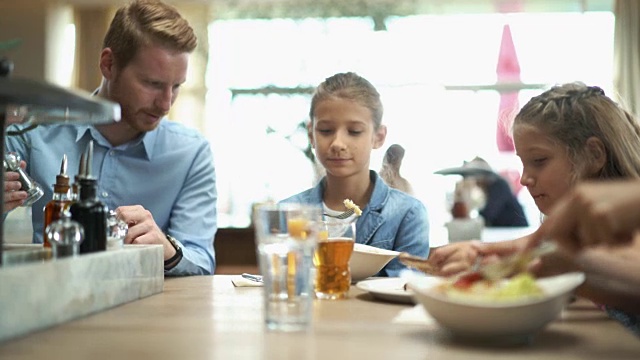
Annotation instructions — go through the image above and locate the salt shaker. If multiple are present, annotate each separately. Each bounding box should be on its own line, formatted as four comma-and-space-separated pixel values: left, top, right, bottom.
107, 210, 128, 251
45, 211, 84, 259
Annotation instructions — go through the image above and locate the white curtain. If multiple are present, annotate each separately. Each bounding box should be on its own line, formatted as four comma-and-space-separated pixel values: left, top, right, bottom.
614, 0, 640, 117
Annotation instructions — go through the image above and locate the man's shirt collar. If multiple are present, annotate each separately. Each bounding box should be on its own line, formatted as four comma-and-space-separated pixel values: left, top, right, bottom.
73, 124, 157, 160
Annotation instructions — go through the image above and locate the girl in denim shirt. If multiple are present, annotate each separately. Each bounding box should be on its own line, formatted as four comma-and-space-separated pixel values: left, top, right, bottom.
280, 72, 430, 277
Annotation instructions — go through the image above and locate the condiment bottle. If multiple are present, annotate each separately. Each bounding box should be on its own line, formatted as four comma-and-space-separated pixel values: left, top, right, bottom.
70, 140, 108, 254
451, 183, 470, 219
45, 210, 84, 259
451, 200, 469, 219
43, 154, 72, 247
69, 152, 84, 202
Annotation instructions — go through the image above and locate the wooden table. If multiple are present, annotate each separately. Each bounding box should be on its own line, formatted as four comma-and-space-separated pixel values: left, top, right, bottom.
0, 275, 638, 359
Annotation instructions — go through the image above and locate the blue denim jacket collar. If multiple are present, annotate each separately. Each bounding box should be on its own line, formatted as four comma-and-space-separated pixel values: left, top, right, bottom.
309, 170, 390, 244
280, 169, 431, 276
306, 170, 388, 207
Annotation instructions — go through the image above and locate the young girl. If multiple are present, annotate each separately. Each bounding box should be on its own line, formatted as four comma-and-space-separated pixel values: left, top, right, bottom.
280, 72, 430, 277
434, 82, 640, 335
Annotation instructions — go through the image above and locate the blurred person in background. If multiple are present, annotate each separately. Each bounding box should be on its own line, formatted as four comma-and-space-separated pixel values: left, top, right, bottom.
463, 156, 528, 227
379, 143, 413, 195
435, 156, 528, 227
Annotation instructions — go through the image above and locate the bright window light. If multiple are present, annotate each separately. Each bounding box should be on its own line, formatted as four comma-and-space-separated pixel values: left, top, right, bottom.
206, 11, 614, 229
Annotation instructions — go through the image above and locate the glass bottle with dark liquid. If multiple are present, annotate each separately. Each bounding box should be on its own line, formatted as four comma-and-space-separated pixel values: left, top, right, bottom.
43, 154, 72, 248
69, 153, 83, 202
70, 141, 108, 254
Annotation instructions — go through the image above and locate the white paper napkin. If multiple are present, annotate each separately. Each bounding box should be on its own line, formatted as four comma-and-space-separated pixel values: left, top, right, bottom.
231, 275, 263, 287
392, 304, 438, 326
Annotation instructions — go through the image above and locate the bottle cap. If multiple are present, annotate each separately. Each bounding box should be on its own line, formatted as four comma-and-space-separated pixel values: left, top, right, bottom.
53, 154, 70, 192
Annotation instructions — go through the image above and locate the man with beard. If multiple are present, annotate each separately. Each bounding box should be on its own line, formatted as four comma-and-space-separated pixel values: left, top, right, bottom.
3, 0, 217, 276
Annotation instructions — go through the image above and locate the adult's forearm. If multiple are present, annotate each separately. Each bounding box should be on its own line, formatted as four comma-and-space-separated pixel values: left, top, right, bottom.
574, 249, 640, 314
577, 273, 640, 313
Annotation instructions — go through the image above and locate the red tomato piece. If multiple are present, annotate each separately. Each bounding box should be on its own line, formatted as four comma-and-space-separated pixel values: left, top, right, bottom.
452, 272, 484, 290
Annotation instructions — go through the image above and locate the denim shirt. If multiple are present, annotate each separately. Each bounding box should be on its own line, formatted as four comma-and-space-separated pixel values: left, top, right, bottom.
280, 170, 430, 277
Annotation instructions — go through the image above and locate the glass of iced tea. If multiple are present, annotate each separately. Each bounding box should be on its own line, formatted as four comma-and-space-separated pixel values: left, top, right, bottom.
313, 220, 356, 300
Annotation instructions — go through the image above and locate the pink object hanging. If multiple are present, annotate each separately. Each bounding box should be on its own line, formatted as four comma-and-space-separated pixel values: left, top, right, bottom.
496, 23, 524, 194
496, 24, 520, 153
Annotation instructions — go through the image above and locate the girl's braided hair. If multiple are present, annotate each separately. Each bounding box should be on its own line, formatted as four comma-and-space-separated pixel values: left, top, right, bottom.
514, 82, 640, 181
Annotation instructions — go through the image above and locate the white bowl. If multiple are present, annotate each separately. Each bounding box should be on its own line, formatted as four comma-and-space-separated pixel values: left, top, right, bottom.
407, 272, 585, 344
349, 243, 399, 282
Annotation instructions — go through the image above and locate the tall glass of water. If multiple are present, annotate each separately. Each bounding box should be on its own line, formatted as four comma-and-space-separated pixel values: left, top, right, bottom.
253, 203, 323, 332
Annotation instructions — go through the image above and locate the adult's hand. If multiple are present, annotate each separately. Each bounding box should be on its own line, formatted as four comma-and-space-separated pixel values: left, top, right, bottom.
116, 205, 175, 261
477, 236, 580, 278
3, 160, 28, 212
472, 236, 548, 274
531, 181, 640, 253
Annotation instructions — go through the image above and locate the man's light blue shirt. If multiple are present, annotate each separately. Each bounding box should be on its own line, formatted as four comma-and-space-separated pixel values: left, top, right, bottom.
5, 120, 217, 276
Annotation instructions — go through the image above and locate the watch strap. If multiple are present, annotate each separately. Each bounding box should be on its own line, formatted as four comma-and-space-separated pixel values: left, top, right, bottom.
164, 234, 183, 270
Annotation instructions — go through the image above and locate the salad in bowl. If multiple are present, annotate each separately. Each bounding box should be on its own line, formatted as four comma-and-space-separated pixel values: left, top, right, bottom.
406, 272, 585, 344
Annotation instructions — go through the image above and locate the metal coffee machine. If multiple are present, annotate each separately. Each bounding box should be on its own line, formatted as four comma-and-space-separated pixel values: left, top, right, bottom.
0, 56, 121, 265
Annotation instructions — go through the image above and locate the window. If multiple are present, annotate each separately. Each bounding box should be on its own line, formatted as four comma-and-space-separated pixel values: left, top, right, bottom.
206, 10, 615, 230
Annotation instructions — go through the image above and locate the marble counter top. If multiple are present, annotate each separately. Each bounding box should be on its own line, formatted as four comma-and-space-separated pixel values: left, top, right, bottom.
0, 244, 163, 342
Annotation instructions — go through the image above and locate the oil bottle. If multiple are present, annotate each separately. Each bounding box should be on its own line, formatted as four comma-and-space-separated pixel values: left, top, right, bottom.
70, 140, 108, 253
43, 154, 72, 247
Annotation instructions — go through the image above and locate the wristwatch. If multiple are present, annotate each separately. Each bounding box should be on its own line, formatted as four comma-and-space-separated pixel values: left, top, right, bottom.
164, 234, 183, 270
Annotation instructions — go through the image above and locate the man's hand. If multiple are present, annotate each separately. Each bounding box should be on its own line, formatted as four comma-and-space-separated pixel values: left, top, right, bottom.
3, 160, 28, 212
116, 205, 176, 260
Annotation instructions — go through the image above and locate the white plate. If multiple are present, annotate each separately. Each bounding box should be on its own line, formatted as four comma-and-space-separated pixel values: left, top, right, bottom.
356, 278, 415, 304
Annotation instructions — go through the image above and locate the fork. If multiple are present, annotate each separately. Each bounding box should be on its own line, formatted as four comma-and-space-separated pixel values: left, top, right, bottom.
323, 209, 355, 220
479, 241, 558, 281
447, 241, 557, 288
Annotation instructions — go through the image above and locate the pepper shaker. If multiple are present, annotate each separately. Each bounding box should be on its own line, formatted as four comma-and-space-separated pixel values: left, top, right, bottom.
3, 152, 44, 207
